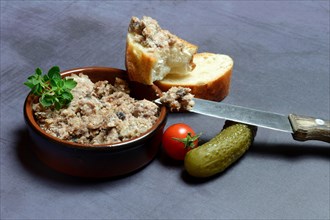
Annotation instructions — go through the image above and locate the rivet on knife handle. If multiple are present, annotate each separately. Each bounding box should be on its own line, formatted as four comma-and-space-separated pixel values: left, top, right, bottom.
288, 114, 330, 143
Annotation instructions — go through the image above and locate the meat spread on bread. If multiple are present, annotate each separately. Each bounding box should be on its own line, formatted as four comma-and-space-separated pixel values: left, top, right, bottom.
125, 16, 198, 85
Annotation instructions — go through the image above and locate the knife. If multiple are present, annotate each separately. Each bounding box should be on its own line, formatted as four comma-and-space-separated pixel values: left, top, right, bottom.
155, 98, 330, 143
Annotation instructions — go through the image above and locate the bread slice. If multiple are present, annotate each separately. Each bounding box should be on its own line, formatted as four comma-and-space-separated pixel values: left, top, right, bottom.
125, 16, 198, 85
155, 53, 233, 101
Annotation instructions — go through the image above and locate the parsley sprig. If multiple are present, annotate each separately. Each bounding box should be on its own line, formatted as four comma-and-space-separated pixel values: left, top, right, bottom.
24, 66, 77, 110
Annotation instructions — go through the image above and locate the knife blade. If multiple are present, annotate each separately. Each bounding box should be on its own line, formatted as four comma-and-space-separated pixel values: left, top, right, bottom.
155, 98, 330, 143
191, 98, 293, 132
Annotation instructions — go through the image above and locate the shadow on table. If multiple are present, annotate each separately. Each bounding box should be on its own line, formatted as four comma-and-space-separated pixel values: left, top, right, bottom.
16, 127, 329, 185
14, 128, 145, 185
249, 142, 330, 160
180, 141, 330, 185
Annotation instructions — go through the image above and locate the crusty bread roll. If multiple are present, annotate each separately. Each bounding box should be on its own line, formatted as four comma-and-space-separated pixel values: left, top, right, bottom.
155, 53, 233, 101
125, 16, 198, 85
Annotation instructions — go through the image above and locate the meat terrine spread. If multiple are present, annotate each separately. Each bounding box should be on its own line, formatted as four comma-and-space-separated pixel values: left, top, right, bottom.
33, 74, 160, 145
129, 16, 178, 49
160, 86, 195, 112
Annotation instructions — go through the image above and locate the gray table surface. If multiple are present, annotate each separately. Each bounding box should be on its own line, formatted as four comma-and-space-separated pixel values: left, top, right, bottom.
1, 1, 329, 219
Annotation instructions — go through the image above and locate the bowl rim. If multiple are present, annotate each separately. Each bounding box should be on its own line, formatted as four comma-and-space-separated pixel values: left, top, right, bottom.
23, 66, 167, 151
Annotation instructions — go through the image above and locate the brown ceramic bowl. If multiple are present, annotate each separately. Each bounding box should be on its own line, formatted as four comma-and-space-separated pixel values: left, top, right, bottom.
24, 67, 167, 178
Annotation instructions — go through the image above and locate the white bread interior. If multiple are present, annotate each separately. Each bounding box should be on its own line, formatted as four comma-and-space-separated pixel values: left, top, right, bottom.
125, 16, 198, 85
155, 53, 234, 101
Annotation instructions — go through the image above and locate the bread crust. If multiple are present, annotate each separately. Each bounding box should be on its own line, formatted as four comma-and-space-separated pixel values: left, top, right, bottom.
155, 53, 233, 101
125, 36, 156, 85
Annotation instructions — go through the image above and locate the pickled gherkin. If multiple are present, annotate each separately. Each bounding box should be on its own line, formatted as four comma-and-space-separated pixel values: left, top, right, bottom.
184, 122, 257, 178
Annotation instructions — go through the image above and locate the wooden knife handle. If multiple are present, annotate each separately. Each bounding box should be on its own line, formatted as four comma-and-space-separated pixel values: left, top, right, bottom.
288, 114, 330, 143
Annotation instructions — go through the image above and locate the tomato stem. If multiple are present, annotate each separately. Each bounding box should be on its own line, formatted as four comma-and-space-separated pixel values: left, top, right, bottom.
172, 132, 201, 149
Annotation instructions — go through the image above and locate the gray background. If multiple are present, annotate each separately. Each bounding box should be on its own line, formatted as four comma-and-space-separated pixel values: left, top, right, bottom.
1, 1, 329, 219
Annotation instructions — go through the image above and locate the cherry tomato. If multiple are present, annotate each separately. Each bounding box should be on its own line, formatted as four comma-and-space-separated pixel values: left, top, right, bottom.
162, 123, 200, 160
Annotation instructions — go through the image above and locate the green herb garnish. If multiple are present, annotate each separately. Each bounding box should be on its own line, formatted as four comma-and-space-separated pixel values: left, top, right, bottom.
24, 66, 77, 110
